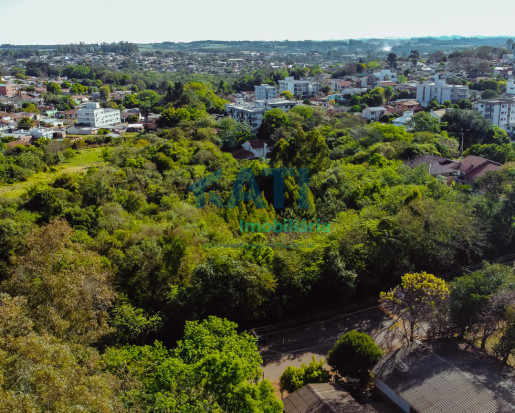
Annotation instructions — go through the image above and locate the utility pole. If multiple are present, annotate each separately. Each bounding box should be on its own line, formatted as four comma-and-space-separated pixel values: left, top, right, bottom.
460, 132, 464, 157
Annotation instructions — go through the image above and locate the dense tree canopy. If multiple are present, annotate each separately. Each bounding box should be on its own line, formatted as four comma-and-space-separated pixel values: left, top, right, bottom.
327, 330, 383, 386
104, 316, 282, 412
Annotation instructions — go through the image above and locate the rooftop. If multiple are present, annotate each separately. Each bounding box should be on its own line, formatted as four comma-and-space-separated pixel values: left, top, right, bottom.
373, 340, 514, 413
283, 383, 379, 413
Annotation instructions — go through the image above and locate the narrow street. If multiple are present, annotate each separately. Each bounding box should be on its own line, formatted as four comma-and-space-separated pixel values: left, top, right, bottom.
256, 304, 404, 395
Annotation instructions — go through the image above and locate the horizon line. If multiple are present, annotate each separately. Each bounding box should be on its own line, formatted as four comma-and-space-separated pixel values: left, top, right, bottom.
2, 35, 515, 47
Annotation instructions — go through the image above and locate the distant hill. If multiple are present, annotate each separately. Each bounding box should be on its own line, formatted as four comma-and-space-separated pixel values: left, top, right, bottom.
138, 37, 513, 55
0, 37, 513, 56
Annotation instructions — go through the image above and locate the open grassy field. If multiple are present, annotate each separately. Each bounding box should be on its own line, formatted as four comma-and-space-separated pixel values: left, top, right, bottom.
0, 147, 106, 200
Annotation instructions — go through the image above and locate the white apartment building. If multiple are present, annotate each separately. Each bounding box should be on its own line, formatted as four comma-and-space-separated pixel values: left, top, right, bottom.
225, 98, 297, 130
255, 84, 278, 100
77, 102, 121, 127
475, 97, 515, 138
278, 77, 320, 98
416, 75, 470, 107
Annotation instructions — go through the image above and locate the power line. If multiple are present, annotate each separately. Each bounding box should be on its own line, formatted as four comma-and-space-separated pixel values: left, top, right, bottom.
251, 252, 515, 336
253, 299, 378, 334
257, 305, 379, 337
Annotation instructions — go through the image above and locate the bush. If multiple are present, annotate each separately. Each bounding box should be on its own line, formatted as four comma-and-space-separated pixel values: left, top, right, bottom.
279, 356, 330, 393
327, 330, 383, 386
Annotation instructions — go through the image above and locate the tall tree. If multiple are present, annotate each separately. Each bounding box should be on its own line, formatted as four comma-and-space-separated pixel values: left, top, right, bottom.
0, 220, 116, 344
387, 52, 397, 68
104, 316, 283, 412
380, 272, 450, 342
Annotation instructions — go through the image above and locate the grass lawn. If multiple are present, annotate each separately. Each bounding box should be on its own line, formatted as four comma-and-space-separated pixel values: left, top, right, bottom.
0, 147, 106, 200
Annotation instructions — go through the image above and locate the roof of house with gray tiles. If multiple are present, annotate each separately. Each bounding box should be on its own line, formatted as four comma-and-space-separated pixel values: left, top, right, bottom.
373, 340, 514, 413
283, 383, 378, 413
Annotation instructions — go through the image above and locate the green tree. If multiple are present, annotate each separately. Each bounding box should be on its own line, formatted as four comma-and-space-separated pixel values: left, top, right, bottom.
216, 116, 253, 148
482, 89, 498, 99
380, 272, 450, 342
384, 85, 393, 103
484, 125, 510, 144
104, 316, 283, 412
257, 108, 289, 140
464, 143, 514, 164
109, 295, 162, 345
409, 50, 420, 65
280, 90, 294, 100
494, 306, 515, 363
406, 111, 441, 133
441, 109, 492, 148
158, 106, 191, 127
271, 128, 330, 174
327, 330, 383, 386
449, 264, 515, 341
397, 74, 407, 83
127, 114, 140, 124
0, 220, 116, 344
174, 256, 276, 322
279, 356, 330, 393
16, 116, 34, 130
0, 294, 126, 412
99, 85, 111, 100
46, 82, 61, 94
387, 52, 397, 68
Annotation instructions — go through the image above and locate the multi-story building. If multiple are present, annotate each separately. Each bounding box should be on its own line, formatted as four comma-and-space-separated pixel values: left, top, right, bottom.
225, 98, 297, 130
416, 75, 470, 107
278, 77, 320, 98
475, 97, 515, 138
255, 84, 278, 101
77, 102, 121, 127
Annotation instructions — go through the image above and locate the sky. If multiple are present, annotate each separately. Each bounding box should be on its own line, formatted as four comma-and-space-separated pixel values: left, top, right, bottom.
1, 0, 514, 45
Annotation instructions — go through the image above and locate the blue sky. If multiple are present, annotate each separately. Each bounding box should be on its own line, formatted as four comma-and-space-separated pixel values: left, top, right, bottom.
1, 0, 514, 44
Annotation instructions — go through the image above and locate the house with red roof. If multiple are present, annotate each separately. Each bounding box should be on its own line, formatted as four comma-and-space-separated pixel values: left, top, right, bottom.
229, 139, 273, 160
453, 155, 502, 185
407, 154, 501, 186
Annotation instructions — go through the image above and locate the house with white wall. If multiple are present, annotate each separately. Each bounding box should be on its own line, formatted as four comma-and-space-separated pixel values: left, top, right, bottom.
362, 106, 386, 121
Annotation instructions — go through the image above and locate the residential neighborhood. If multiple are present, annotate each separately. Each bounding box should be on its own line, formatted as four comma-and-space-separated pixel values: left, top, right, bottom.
0, 29, 514, 413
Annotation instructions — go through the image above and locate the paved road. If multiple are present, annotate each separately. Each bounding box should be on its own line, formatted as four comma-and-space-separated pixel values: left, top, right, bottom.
256, 253, 515, 389
257, 305, 403, 387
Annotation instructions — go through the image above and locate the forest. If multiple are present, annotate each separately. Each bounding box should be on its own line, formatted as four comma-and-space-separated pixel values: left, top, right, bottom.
1, 76, 515, 410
